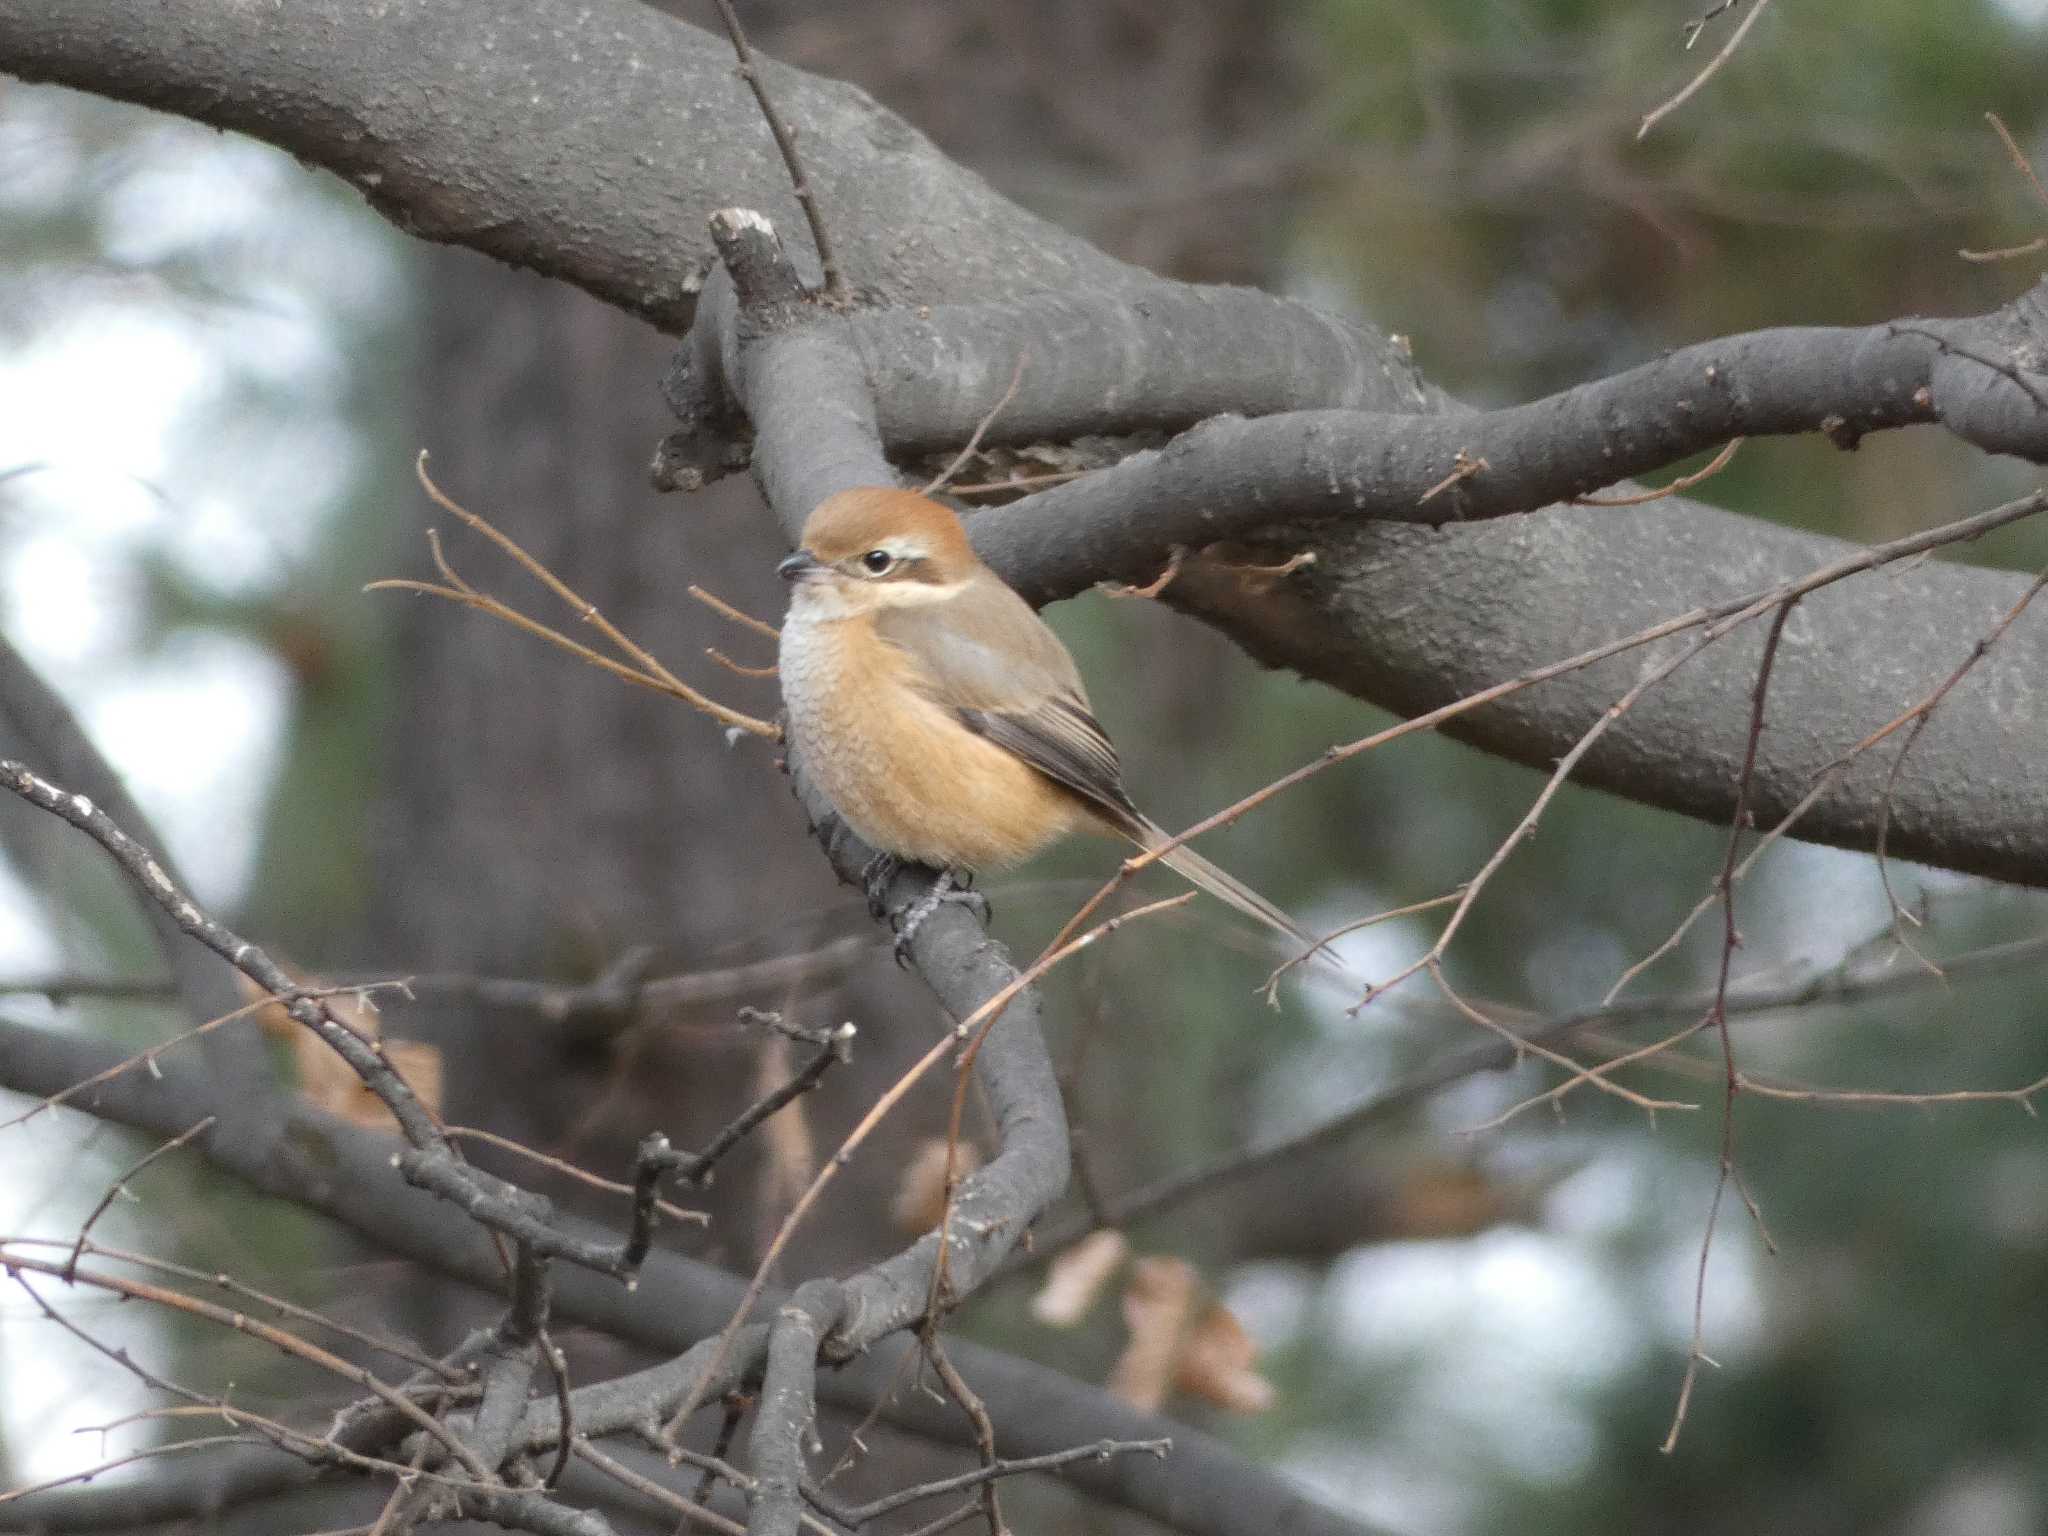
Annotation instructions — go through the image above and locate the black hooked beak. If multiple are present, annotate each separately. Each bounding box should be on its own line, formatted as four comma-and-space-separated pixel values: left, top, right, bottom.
778, 549, 825, 582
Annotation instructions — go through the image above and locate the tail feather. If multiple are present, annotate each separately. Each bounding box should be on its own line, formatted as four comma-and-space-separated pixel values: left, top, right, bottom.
1132, 817, 1350, 981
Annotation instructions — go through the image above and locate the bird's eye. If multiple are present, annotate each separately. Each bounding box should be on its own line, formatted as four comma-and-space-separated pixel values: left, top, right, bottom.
860, 549, 894, 575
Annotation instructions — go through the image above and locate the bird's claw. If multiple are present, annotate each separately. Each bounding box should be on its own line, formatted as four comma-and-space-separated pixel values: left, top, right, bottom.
861, 853, 904, 919
891, 868, 991, 966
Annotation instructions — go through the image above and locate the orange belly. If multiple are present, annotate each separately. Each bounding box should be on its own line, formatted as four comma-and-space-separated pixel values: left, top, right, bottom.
780, 613, 1085, 870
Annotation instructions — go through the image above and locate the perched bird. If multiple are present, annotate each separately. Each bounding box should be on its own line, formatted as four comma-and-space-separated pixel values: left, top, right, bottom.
777, 485, 1327, 964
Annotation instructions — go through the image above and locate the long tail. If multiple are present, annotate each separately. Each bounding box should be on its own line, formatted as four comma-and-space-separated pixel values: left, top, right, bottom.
1130, 817, 1351, 981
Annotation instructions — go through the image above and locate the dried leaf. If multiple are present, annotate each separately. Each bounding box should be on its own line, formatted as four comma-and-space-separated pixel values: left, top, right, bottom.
1108, 1256, 1276, 1415
1176, 1301, 1276, 1414
1107, 1256, 1200, 1412
1032, 1228, 1130, 1328
238, 970, 440, 1131
1385, 1162, 1510, 1240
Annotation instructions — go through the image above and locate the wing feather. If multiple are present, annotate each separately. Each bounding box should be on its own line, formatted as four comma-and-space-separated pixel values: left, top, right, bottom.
959, 697, 1143, 832
875, 581, 1143, 832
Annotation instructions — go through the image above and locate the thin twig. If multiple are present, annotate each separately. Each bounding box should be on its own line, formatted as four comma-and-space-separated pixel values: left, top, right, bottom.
573, 1441, 746, 1536
1417, 451, 1487, 504
670, 1023, 854, 1185
1573, 438, 1743, 507
1011, 927, 2048, 1267
831, 1436, 1171, 1525
1874, 566, 2048, 973
0, 759, 638, 1278
1612, 554, 2048, 1006
1639, 0, 1775, 140
948, 470, 1088, 497
63, 1116, 215, 1281
920, 1328, 1003, 1533
1985, 110, 2048, 213
1663, 596, 1797, 1455
0, 1251, 497, 1484
0, 984, 397, 1133
2, 1235, 451, 1376
708, 0, 846, 303
922, 352, 1029, 496
705, 648, 778, 679
370, 455, 778, 739
689, 584, 781, 640
1101, 546, 1185, 600
443, 1126, 707, 1228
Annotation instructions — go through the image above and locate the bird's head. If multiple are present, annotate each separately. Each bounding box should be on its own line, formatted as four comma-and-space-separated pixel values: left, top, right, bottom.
778, 487, 978, 616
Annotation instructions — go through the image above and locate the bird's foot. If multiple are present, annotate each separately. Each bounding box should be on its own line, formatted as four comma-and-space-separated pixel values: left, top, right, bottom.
892, 867, 992, 966
861, 852, 904, 919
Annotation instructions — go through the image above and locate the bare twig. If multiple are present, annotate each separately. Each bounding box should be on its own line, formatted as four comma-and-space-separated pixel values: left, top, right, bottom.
708, 0, 846, 303
666, 1022, 854, 1186
948, 470, 1088, 497
827, 1436, 1171, 1525
1013, 929, 2048, 1271
1663, 596, 1797, 1455
1874, 566, 2048, 972
1639, 0, 1775, 140
706, 647, 778, 679
918, 1330, 1004, 1535
1985, 110, 2048, 213
3, 1235, 451, 1376
1573, 438, 1743, 507
922, 352, 1029, 496
1733, 1070, 2048, 1110
1612, 554, 2048, 1006
1888, 324, 2048, 414
1960, 236, 2048, 264
0, 1251, 496, 1483
0, 990, 310, 1132
574, 1440, 747, 1536
368, 455, 778, 739
689, 584, 781, 641
443, 1126, 707, 1228
1102, 546, 1185, 600
63, 1116, 215, 1281
0, 760, 638, 1278
1417, 451, 1487, 504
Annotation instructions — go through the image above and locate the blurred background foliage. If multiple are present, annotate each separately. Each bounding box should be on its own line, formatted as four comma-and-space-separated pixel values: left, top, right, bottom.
2, 1, 2048, 1532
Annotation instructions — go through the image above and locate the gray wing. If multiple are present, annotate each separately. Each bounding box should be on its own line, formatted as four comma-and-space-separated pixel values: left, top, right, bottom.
877, 580, 1144, 833
958, 695, 1143, 833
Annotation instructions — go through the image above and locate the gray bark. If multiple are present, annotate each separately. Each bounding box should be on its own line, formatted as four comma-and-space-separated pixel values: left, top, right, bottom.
2, 0, 2043, 882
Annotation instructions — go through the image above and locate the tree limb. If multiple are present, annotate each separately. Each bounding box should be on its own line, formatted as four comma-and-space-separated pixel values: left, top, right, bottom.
0, 0, 1140, 330
0, 1015, 1391, 1536
8, 0, 2047, 881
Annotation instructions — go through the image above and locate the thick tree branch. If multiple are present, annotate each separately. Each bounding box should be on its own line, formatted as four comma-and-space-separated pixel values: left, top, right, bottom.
964, 284, 2048, 601
0, 0, 1141, 330
10, 0, 2047, 883
1165, 486, 2048, 887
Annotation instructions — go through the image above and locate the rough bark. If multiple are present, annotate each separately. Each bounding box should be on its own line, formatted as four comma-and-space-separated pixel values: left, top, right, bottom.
3, 0, 2044, 882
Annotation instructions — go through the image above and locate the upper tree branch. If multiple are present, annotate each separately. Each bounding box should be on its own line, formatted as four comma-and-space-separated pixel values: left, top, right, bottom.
966, 285, 2048, 600
13, 0, 2048, 883
0, 0, 1142, 330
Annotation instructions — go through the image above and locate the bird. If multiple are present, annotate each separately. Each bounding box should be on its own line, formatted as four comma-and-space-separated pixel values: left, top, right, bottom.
776, 485, 1331, 969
